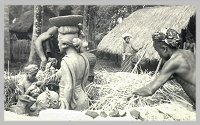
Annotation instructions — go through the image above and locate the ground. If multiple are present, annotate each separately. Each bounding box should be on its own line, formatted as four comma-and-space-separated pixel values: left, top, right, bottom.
4, 58, 196, 121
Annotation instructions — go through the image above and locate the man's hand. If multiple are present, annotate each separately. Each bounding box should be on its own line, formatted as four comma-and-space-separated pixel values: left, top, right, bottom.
40, 60, 47, 71
132, 86, 153, 97
127, 87, 153, 101
126, 93, 139, 101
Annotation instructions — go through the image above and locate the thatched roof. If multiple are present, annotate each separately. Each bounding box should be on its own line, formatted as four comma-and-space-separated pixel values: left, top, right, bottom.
97, 5, 196, 60
10, 10, 33, 33
10, 8, 55, 33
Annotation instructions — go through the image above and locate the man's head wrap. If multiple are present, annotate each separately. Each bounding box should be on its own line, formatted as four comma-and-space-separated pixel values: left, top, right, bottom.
152, 28, 181, 48
24, 64, 38, 74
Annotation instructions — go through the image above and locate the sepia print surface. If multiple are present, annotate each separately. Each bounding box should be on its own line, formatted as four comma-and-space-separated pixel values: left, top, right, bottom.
4, 5, 196, 121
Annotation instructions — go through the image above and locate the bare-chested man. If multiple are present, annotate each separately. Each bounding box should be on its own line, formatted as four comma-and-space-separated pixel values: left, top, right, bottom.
35, 26, 61, 70
128, 28, 196, 106
17, 64, 42, 97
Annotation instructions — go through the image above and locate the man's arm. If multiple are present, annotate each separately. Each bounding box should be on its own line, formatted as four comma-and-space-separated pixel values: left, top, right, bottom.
34, 26, 58, 70
133, 58, 179, 96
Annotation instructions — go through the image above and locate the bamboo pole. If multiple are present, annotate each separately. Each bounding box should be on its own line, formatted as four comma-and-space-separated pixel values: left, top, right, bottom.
131, 43, 150, 73
87, 49, 97, 53
154, 58, 162, 76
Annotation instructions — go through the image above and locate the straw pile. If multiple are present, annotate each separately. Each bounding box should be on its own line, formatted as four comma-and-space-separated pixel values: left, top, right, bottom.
86, 71, 192, 111
97, 5, 196, 61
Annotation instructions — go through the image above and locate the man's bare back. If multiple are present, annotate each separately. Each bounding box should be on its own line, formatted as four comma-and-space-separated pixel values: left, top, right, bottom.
171, 49, 195, 102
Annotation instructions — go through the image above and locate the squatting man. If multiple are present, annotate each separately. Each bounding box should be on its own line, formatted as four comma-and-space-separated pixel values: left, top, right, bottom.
128, 28, 196, 108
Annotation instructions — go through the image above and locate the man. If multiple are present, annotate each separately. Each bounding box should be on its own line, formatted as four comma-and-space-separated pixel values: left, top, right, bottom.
17, 64, 41, 97
183, 31, 195, 54
121, 33, 141, 72
128, 28, 196, 106
8, 64, 41, 114
34, 26, 61, 70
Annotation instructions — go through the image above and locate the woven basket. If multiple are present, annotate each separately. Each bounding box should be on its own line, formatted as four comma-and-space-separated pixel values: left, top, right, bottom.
49, 15, 83, 27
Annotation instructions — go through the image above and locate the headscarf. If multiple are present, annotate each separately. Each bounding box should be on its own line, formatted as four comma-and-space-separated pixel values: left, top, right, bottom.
152, 28, 181, 48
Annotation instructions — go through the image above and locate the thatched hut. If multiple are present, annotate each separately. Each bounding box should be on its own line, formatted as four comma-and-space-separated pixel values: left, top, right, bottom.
97, 5, 196, 70
10, 7, 56, 39
9, 7, 56, 62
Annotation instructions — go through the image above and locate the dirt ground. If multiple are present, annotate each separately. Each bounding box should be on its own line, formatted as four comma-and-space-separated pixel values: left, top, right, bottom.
4, 102, 196, 121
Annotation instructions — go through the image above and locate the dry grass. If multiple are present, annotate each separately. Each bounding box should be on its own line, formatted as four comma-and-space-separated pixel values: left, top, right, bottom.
4, 71, 23, 110
86, 70, 192, 111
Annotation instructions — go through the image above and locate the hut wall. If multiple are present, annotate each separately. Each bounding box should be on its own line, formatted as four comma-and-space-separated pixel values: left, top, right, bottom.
11, 39, 31, 62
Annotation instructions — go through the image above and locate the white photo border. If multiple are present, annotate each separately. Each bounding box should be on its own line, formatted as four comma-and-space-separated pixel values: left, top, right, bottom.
1, 0, 199, 125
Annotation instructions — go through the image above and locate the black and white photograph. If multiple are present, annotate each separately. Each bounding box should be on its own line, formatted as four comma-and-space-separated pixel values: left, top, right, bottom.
3, 4, 196, 121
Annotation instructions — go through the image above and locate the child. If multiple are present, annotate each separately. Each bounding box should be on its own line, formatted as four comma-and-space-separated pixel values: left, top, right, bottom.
17, 64, 39, 95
